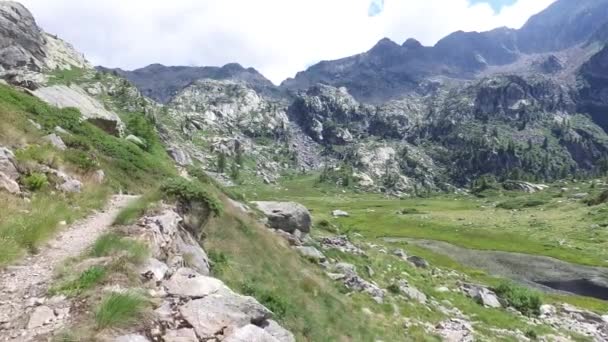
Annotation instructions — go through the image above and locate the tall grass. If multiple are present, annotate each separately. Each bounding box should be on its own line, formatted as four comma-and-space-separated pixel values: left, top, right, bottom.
51, 266, 107, 296
95, 292, 148, 330
90, 233, 149, 264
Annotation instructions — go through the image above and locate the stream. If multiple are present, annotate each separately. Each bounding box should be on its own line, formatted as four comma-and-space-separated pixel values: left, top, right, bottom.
384, 238, 608, 301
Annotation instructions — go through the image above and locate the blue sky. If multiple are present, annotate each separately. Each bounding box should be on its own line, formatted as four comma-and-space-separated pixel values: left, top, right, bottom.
470, 0, 518, 12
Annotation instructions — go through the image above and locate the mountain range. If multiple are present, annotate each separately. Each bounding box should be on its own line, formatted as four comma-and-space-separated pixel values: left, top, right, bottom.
3, 0, 608, 195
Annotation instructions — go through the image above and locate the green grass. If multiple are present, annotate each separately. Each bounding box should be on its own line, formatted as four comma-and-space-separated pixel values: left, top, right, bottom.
90, 233, 149, 264
51, 266, 107, 296
240, 175, 608, 267
204, 203, 407, 341
47, 67, 87, 86
94, 292, 148, 330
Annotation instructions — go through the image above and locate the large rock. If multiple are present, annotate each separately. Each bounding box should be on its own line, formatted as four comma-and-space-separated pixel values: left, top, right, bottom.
397, 280, 427, 303
114, 335, 150, 342
33, 85, 124, 136
139, 258, 169, 282
42, 133, 67, 150
0, 171, 20, 194
57, 178, 82, 193
166, 147, 192, 166
253, 201, 312, 233
294, 246, 326, 263
179, 293, 272, 339
175, 231, 211, 276
162, 328, 198, 342
262, 320, 295, 342
0, 147, 19, 180
461, 284, 502, 308
163, 268, 229, 298
224, 324, 280, 342
435, 319, 474, 342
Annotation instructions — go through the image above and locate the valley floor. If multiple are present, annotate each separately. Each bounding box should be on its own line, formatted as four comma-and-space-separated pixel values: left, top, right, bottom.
240, 174, 608, 313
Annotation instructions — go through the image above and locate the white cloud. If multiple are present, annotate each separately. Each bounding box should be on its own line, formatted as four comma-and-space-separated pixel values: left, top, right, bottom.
20, 0, 555, 84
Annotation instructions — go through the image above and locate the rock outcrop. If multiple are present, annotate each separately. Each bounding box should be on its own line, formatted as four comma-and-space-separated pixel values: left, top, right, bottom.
34, 85, 124, 136
170, 79, 288, 138
0, 1, 90, 77
126, 207, 294, 342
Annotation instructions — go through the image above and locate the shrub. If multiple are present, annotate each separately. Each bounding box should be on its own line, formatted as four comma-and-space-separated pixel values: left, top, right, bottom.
161, 177, 223, 217
95, 292, 148, 330
387, 284, 400, 294
63, 150, 98, 171
525, 329, 538, 340
113, 190, 160, 226
496, 198, 547, 210
22, 173, 48, 191
494, 281, 541, 316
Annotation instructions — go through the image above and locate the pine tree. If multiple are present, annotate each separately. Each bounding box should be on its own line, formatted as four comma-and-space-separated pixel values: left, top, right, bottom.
217, 152, 226, 173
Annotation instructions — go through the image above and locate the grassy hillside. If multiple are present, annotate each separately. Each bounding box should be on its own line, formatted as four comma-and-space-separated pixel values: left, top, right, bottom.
0, 84, 176, 265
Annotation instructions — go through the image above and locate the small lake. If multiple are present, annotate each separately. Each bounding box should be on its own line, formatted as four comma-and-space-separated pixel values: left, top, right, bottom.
384, 238, 608, 301
536, 279, 608, 300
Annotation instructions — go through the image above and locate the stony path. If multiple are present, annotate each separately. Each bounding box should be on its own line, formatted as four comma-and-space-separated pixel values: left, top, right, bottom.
0, 195, 139, 341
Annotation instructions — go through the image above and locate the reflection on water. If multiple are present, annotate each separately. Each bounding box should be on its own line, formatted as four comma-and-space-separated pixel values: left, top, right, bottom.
536, 279, 608, 301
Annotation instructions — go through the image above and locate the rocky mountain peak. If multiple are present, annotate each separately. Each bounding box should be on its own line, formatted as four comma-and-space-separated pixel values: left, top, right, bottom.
0, 1, 46, 72
370, 37, 400, 52
402, 38, 423, 50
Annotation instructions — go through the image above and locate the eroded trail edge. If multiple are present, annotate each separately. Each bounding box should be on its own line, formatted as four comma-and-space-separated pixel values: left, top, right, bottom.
0, 194, 139, 341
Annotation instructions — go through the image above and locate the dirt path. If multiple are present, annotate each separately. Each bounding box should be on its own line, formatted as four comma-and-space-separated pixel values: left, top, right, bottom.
0, 194, 139, 341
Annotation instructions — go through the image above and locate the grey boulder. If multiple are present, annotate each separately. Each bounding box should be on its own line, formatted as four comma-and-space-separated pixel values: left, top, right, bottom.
262, 319, 295, 342
294, 246, 326, 262
42, 133, 67, 150
163, 268, 229, 298
253, 201, 312, 233
224, 324, 280, 342
163, 328, 198, 342
179, 293, 272, 340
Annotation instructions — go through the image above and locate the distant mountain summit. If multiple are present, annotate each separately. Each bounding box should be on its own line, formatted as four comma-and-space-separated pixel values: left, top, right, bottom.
99, 63, 285, 104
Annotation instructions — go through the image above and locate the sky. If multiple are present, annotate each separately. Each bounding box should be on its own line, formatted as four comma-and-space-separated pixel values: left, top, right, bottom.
21, 0, 555, 84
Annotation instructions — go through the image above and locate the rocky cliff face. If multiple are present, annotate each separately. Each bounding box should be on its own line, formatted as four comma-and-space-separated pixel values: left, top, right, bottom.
0, 1, 89, 75
578, 46, 608, 129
